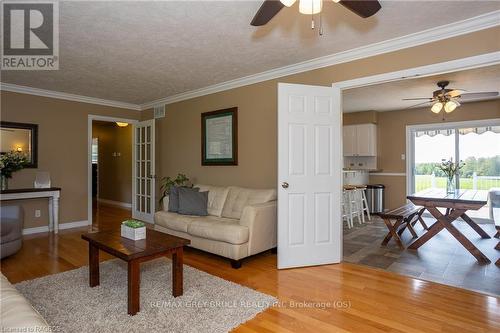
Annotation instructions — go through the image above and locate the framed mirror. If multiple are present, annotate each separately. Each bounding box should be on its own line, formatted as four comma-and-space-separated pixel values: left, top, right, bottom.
0, 121, 38, 168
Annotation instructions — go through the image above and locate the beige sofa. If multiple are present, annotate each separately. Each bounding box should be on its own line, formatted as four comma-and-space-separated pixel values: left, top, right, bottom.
1, 273, 49, 331
154, 185, 277, 268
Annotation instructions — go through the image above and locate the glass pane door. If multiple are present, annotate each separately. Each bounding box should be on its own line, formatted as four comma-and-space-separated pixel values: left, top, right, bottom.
132, 119, 155, 223
413, 129, 456, 192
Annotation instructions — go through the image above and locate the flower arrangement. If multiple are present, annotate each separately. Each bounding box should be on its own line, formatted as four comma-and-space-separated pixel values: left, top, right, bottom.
437, 158, 465, 193
121, 219, 146, 240
0, 151, 29, 190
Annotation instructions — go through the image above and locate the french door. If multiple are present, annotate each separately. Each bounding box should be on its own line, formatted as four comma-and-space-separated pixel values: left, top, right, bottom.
277, 83, 342, 269
132, 120, 155, 223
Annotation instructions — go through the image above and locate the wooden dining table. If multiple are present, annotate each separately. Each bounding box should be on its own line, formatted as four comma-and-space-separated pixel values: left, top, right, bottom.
407, 188, 491, 264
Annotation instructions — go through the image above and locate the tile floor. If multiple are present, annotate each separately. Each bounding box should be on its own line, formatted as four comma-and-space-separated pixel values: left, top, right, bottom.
343, 215, 500, 296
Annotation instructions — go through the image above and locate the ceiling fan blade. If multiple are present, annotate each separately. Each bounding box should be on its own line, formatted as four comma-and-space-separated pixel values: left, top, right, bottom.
251, 0, 285, 26
402, 98, 433, 101
459, 92, 499, 100
404, 100, 433, 109
447, 89, 466, 98
338, 0, 381, 18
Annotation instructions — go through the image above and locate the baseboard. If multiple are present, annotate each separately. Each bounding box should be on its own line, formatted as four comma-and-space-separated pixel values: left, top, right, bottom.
97, 198, 132, 209
22, 220, 90, 235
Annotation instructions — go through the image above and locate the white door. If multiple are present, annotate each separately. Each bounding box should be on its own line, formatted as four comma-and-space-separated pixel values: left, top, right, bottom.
132, 119, 155, 223
277, 83, 342, 269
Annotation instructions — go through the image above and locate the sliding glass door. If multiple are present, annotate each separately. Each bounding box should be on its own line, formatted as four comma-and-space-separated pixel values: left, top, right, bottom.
407, 119, 500, 219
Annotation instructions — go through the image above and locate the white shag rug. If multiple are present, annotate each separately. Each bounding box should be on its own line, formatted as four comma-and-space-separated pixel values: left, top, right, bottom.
15, 258, 276, 333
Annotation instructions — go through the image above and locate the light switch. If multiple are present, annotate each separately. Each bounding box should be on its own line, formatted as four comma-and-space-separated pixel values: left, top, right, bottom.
35, 210, 41, 218
401, 154, 405, 160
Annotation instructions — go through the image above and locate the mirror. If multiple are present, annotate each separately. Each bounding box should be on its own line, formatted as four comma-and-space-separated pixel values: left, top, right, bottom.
0, 121, 38, 168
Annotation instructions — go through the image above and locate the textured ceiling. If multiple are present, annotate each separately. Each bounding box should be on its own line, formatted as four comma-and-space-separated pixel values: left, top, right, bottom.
343, 65, 500, 112
2, 1, 500, 104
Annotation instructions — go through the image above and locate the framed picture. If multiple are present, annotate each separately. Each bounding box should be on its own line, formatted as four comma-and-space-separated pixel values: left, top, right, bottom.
201, 107, 238, 166
0, 121, 38, 168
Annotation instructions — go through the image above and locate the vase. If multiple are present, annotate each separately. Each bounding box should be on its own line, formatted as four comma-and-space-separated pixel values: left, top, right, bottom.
0, 175, 8, 191
446, 176, 456, 194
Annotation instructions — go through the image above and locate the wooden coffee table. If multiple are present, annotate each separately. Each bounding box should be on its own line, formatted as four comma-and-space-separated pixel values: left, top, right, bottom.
81, 229, 190, 315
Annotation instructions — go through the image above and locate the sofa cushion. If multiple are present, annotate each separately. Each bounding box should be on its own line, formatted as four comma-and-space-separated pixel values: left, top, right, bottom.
187, 216, 249, 245
168, 186, 199, 212
195, 184, 229, 217
178, 188, 208, 216
221, 186, 277, 219
154, 211, 196, 233
1, 274, 49, 330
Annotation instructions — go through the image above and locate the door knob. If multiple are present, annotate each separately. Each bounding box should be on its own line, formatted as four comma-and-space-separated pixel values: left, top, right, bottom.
282, 182, 289, 189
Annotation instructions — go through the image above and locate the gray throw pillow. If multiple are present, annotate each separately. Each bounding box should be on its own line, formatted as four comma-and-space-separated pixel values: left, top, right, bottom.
178, 187, 209, 216
168, 186, 199, 212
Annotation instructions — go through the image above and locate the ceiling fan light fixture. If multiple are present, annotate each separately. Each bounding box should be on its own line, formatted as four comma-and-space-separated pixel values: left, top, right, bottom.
299, 0, 322, 14
431, 102, 443, 114
444, 99, 460, 113
280, 0, 297, 7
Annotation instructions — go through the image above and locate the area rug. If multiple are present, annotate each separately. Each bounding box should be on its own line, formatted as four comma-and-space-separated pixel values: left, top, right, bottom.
15, 258, 277, 333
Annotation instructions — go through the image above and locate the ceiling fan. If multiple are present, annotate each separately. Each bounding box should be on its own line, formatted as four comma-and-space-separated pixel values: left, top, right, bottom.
250, 0, 381, 26
403, 80, 499, 114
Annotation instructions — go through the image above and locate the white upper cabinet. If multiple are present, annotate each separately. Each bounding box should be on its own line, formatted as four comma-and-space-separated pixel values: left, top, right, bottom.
343, 123, 377, 157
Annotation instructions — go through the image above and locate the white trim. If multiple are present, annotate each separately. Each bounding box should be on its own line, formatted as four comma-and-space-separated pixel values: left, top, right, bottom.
141, 11, 500, 109
22, 220, 89, 235
370, 172, 406, 177
98, 198, 132, 209
88, 115, 139, 226
337, 52, 500, 90
1, 83, 141, 111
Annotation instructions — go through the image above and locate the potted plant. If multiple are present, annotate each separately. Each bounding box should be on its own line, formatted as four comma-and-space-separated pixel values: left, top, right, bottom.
121, 219, 146, 240
159, 173, 191, 206
437, 158, 465, 194
0, 151, 29, 190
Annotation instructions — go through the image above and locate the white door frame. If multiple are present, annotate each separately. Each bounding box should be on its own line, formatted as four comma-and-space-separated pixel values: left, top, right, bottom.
330, 52, 500, 258
87, 115, 138, 226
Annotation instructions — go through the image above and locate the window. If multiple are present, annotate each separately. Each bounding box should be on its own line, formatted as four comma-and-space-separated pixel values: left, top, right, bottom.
407, 119, 500, 219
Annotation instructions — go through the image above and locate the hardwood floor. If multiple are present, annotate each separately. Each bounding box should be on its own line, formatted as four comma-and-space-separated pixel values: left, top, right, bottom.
2, 204, 499, 333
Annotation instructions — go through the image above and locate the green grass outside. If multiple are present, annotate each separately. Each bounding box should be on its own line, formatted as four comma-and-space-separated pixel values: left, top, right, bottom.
415, 175, 500, 192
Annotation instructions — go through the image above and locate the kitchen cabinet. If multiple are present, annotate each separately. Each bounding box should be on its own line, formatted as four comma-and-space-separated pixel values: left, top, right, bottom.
343, 123, 377, 157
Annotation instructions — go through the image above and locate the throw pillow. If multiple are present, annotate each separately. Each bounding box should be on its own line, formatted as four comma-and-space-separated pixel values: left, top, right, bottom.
168, 186, 199, 212
178, 187, 209, 216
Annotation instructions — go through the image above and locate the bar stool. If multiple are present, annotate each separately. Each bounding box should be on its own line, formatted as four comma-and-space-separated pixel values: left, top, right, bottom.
344, 186, 362, 226
342, 190, 353, 229
354, 185, 371, 222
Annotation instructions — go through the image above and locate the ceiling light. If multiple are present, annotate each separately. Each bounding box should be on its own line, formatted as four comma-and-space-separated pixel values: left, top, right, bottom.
116, 122, 129, 127
299, 0, 322, 14
431, 102, 443, 114
444, 99, 460, 113
331, 0, 341, 2
280, 0, 297, 7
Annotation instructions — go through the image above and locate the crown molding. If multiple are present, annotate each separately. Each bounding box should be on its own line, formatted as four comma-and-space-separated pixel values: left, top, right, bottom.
140, 10, 500, 110
0, 83, 141, 111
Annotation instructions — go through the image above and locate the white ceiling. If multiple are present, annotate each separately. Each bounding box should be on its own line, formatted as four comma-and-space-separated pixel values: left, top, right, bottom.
342, 64, 500, 112
1, 1, 500, 105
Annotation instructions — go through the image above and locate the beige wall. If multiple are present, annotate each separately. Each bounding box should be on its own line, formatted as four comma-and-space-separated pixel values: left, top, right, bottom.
92, 121, 132, 204
344, 100, 500, 209
1, 26, 499, 228
154, 27, 500, 191
0, 92, 140, 228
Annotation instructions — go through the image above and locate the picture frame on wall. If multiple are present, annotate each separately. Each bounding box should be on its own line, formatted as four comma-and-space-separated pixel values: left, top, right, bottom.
201, 107, 238, 166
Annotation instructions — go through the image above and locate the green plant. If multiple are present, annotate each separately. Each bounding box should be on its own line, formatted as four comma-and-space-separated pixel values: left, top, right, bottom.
159, 173, 191, 204
0, 151, 29, 178
122, 220, 145, 228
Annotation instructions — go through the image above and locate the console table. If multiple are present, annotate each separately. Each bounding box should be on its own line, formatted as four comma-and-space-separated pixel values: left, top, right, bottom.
0, 187, 61, 233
